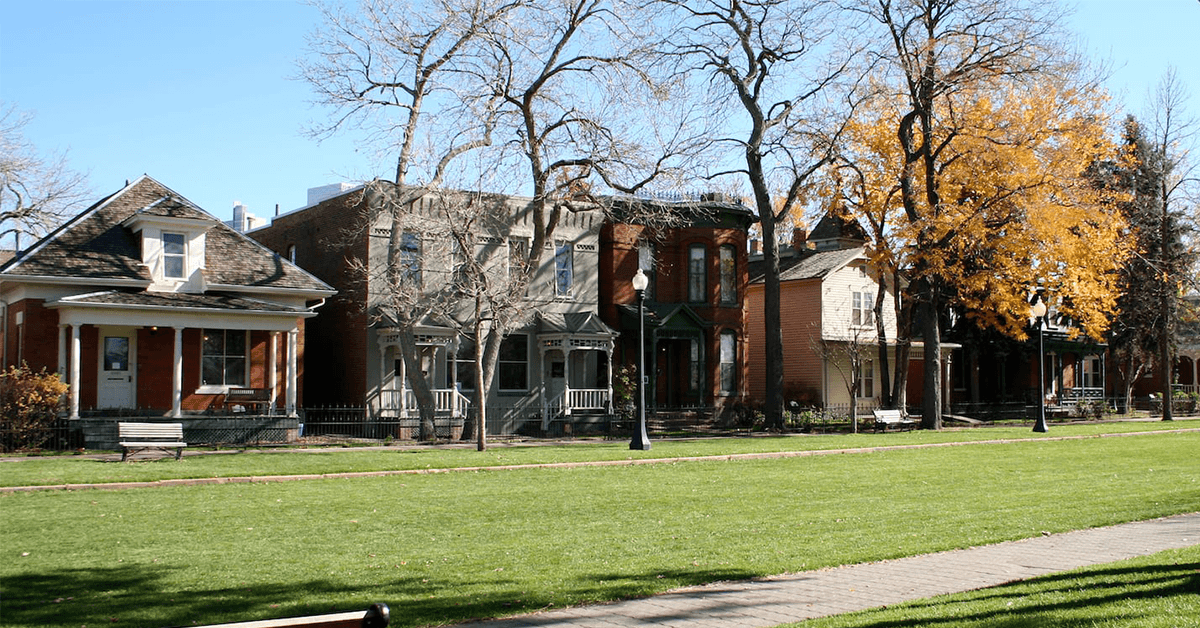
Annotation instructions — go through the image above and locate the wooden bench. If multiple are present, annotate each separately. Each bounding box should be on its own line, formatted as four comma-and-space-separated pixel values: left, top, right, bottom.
195, 602, 389, 628
118, 422, 187, 461
225, 387, 272, 414
872, 408, 915, 432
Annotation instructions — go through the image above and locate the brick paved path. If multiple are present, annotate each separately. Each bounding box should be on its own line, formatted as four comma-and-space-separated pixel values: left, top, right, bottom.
464, 513, 1199, 628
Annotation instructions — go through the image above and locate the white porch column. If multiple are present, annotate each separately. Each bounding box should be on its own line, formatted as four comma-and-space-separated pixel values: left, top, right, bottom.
57, 325, 67, 381
286, 329, 298, 417
172, 327, 184, 418
605, 340, 615, 413
563, 347, 574, 416
69, 324, 81, 419
269, 332, 279, 413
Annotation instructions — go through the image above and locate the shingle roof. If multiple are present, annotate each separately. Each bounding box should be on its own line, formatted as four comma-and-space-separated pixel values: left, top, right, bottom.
748, 247, 863, 284
52, 290, 308, 313
1, 176, 333, 294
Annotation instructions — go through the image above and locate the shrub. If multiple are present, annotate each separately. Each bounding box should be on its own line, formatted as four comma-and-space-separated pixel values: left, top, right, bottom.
0, 364, 70, 452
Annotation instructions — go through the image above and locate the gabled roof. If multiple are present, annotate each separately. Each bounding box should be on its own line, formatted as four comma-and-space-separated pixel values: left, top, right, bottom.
0, 175, 334, 295
538, 311, 616, 336
748, 246, 865, 284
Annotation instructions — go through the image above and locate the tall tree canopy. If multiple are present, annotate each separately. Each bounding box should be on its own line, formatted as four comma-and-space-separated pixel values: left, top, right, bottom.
849, 0, 1128, 428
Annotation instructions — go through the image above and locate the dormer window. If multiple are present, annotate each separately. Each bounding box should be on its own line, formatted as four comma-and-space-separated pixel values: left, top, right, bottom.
163, 233, 186, 278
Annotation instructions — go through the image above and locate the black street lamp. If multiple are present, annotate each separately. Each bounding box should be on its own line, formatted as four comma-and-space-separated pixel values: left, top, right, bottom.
1031, 295, 1049, 433
631, 268, 651, 450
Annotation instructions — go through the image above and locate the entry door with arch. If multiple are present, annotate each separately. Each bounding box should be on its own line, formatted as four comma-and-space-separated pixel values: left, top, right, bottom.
98, 327, 136, 409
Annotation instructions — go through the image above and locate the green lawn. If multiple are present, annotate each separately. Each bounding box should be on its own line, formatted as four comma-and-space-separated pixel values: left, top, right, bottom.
786, 546, 1200, 628
2, 428, 1197, 628
1, 420, 1194, 487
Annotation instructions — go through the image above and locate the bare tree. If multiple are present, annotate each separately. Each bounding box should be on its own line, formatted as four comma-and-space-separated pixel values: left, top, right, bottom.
0, 104, 91, 250
302, 0, 518, 440
808, 321, 874, 433
650, 0, 863, 429
303, 0, 699, 447
1144, 69, 1198, 420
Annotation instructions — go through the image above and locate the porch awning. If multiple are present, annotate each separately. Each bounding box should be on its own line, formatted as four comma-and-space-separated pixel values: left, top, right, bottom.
46, 289, 316, 330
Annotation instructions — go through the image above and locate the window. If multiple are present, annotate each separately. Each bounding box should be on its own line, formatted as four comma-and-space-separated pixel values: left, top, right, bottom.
450, 340, 476, 391
554, 241, 573, 297
287, 245, 296, 263
689, 338, 702, 392
638, 241, 655, 299
688, 244, 707, 302
163, 232, 186, 278
719, 331, 737, 394
857, 359, 875, 399
400, 232, 421, 286
497, 334, 528, 391
202, 329, 247, 387
1081, 355, 1102, 389
509, 238, 528, 282
719, 245, 737, 304
852, 291, 875, 327
104, 337, 130, 371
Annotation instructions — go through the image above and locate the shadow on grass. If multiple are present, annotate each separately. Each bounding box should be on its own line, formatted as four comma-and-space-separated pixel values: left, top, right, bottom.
3, 563, 761, 628
811, 561, 1200, 628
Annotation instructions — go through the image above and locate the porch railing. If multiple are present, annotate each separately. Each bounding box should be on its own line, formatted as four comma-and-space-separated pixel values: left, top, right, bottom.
566, 388, 611, 413
542, 388, 610, 428
379, 388, 471, 418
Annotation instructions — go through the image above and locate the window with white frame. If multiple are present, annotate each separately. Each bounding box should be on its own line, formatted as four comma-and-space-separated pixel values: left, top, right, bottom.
508, 238, 528, 283
857, 359, 875, 399
554, 241, 573, 297
450, 340, 476, 391
163, 232, 186, 278
852, 291, 875, 327
400, 232, 422, 286
202, 329, 247, 387
720, 331, 737, 394
498, 334, 528, 391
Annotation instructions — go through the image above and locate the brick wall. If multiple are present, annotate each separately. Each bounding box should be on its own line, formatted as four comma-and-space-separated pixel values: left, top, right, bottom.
251, 193, 368, 406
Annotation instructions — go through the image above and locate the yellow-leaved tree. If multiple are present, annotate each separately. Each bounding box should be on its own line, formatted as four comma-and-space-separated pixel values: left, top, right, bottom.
826, 79, 1129, 425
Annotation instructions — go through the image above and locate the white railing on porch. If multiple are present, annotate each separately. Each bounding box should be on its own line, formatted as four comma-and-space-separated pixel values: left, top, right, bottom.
542, 388, 611, 429
566, 388, 610, 413
379, 388, 471, 418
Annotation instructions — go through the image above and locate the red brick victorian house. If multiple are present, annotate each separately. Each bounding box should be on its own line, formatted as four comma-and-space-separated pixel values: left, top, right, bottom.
0, 176, 334, 439
599, 194, 756, 420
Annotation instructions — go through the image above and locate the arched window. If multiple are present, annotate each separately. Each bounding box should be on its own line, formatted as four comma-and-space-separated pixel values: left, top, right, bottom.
719, 244, 737, 304
688, 244, 707, 303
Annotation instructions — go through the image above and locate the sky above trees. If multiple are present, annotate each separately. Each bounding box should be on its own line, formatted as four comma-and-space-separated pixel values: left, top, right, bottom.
0, 0, 1195, 223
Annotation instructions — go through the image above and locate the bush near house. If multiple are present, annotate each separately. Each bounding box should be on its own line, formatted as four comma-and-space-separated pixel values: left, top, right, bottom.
0, 364, 69, 452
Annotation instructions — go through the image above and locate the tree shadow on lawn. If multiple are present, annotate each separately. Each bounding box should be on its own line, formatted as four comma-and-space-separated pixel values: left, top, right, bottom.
4, 563, 760, 627
812, 561, 1200, 628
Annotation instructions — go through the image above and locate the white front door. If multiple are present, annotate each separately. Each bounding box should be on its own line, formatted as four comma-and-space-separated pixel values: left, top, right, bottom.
98, 327, 136, 409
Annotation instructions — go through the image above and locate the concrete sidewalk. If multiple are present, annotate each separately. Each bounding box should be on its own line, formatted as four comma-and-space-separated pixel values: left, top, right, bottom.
464, 513, 1199, 628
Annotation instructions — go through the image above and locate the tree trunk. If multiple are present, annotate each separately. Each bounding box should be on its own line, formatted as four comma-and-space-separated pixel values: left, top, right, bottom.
920, 283, 942, 430
753, 179, 786, 430
396, 328, 438, 440
874, 279, 892, 407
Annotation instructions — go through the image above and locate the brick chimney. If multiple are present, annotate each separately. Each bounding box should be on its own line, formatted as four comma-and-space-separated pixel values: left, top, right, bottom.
750, 239, 761, 256
792, 227, 808, 251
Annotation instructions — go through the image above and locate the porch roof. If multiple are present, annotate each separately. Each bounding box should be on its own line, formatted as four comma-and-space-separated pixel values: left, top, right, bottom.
46, 290, 315, 330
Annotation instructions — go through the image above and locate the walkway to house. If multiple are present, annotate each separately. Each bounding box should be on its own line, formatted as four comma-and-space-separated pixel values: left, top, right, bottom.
460, 512, 1199, 628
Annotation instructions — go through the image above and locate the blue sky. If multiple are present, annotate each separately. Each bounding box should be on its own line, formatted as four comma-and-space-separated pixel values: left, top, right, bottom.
1, 0, 1197, 224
